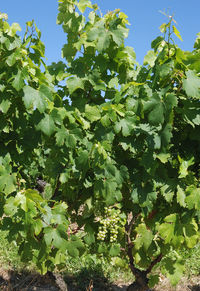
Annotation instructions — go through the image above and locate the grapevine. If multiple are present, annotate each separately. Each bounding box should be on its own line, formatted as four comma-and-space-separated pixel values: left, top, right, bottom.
0, 2, 200, 290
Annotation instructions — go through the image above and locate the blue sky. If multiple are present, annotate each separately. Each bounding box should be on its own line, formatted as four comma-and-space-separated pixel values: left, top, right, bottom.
1, 1, 200, 64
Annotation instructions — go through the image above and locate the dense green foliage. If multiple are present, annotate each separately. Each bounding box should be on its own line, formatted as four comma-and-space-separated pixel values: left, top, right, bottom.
0, 1, 200, 289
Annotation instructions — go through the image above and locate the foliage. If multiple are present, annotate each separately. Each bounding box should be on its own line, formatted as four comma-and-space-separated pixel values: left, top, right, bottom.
0, 227, 199, 289
0, 1, 200, 289
180, 243, 200, 276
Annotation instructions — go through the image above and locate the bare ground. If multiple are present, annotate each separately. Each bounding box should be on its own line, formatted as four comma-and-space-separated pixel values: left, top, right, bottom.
0, 268, 199, 291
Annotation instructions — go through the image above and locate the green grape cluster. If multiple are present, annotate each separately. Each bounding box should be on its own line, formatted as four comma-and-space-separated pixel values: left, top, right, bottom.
97, 206, 125, 243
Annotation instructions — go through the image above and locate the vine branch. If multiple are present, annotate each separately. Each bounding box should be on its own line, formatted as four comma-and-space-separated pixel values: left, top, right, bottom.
146, 253, 163, 274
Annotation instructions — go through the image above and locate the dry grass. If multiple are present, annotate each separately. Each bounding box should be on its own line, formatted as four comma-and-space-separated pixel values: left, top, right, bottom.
153, 275, 200, 291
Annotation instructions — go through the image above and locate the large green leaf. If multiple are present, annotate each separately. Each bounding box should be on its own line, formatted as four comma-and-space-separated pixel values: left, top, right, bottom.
97, 31, 111, 52
183, 70, 200, 98
158, 61, 174, 78
109, 244, 121, 256
185, 187, 200, 210
178, 156, 194, 178
85, 104, 101, 122
8, 22, 21, 37
23, 86, 48, 113
148, 102, 164, 125
62, 44, 77, 62
0, 155, 16, 195
12, 69, 26, 91
161, 124, 172, 146
66, 236, 85, 257
165, 93, 177, 109
87, 21, 104, 41
143, 50, 157, 67
163, 257, 185, 286
75, 150, 89, 170
55, 127, 76, 148
114, 116, 135, 137
77, 0, 93, 13
157, 214, 184, 247
177, 186, 186, 207
87, 20, 111, 52
6, 48, 21, 66
4, 197, 18, 215
160, 181, 175, 202
36, 114, 56, 136
0, 98, 11, 113
44, 226, 67, 250
111, 28, 125, 47
66, 76, 84, 94
134, 224, 153, 251
143, 93, 165, 125
158, 214, 198, 249
34, 219, 43, 236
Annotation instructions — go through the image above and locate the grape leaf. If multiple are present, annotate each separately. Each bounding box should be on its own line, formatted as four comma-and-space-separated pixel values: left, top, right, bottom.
163, 258, 185, 286
148, 103, 164, 125
77, 0, 93, 13
173, 25, 183, 41
0, 99, 11, 113
185, 187, 200, 210
85, 105, 101, 122
97, 30, 111, 52
8, 22, 21, 37
36, 114, 56, 136
109, 244, 121, 256
143, 50, 157, 67
67, 76, 84, 94
158, 214, 184, 247
177, 186, 186, 207
34, 219, 43, 236
156, 153, 170, 163
114, 117, 134, 136
111, 28, 125, 47
134, 224, 153, 251
23, 86, 48, 113
0, 168, 16, 195
44, 226, 67, 250
12, 69, 25, 91
183, 70, 200, 98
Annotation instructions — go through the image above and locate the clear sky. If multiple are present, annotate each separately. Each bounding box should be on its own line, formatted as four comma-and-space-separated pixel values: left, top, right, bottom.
1, 0, 200, 64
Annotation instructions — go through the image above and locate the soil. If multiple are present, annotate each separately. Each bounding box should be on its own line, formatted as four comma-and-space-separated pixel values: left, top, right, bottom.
0, 268, 199, 291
